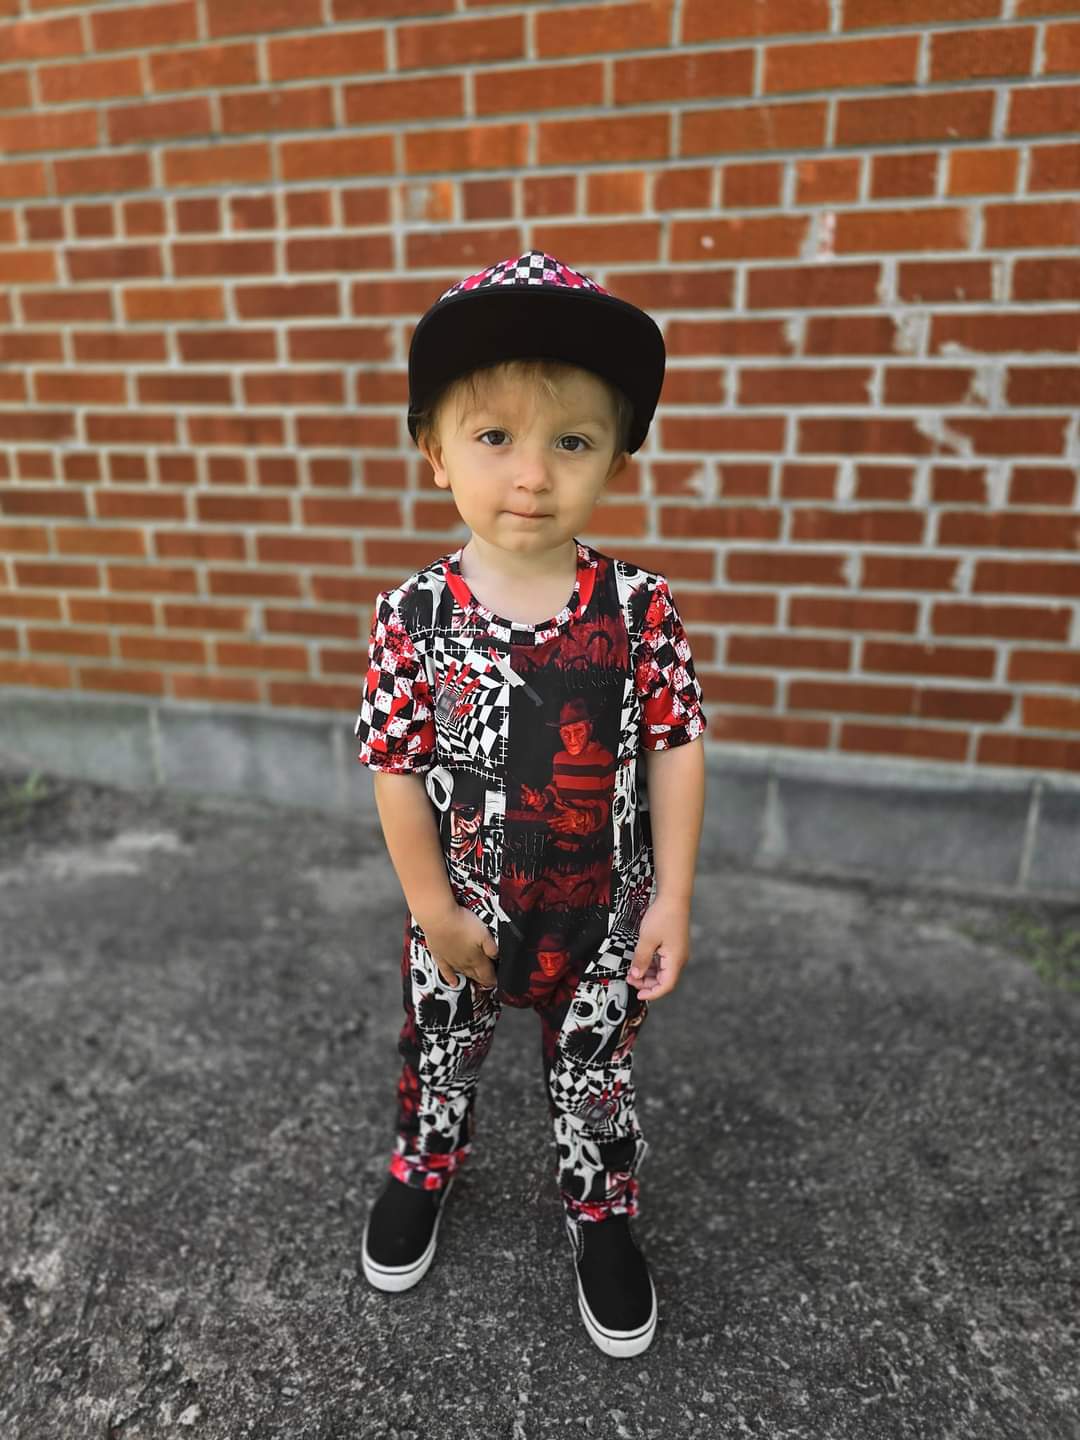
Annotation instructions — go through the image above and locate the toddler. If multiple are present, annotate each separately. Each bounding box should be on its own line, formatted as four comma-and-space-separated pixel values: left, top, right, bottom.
354, 252, 707, 1358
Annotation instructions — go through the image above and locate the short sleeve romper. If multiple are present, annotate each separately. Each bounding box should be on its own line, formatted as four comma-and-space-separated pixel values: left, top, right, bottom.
354, 540, 706, 1220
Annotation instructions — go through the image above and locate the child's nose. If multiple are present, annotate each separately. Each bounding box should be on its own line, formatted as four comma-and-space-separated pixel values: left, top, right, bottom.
514, 449, 552, 491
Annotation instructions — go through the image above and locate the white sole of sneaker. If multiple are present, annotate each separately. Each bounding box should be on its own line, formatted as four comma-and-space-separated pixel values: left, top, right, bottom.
575, 1271, 658, 1358
360, 1177, 454, 1294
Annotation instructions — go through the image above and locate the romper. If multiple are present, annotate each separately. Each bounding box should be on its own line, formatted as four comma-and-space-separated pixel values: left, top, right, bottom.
354, 540, 706, 1221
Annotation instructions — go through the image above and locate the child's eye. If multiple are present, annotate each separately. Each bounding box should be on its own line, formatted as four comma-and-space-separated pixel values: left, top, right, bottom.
557, 435, 589, 453
478, 430, 509, 447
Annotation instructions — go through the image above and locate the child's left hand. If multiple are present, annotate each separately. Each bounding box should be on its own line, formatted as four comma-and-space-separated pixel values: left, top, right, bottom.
627, 897, 691, 1000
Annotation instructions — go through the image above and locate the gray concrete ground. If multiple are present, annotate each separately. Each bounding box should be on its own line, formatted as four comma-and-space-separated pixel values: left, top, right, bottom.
0, 769, 1077, 1440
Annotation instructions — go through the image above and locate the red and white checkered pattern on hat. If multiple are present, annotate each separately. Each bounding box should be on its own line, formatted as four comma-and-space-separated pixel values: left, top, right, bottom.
437, 251, 609, 303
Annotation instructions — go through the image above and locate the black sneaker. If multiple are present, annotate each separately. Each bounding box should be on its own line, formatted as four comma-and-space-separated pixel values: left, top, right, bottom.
361, 1175, 454, 1293
567, 1214, 657, 1357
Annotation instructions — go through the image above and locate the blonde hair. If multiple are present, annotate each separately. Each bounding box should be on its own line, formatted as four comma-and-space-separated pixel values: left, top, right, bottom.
413, 358, 633, 458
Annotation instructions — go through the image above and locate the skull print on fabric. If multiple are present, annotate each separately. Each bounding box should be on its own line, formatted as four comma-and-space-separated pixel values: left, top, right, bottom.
355, 541, 706, 1220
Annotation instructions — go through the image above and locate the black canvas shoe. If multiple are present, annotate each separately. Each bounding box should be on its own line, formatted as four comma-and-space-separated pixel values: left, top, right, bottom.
361, 1175, 454, 1293
567, 1214, 657, 1357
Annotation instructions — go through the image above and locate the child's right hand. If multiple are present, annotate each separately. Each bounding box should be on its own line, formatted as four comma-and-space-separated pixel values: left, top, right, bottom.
421, 903, 499, 989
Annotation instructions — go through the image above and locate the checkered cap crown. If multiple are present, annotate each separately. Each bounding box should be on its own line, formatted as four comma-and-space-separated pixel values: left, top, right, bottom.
437, 251, 609, 303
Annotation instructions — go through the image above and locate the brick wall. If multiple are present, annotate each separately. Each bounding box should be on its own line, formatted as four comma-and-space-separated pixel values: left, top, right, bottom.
1, 1, 1079, 776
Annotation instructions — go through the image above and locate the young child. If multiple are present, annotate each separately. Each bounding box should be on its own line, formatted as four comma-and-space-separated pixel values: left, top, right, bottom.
354, 251, 707, 1358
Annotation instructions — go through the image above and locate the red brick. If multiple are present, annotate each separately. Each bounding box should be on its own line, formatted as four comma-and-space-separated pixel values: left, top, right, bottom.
221, 85, 335, 136
172, 240, 276, 278
938, 510, 1079, 550
28, 628, 112, 659
74, 330, 168, 362
790, 596, 918, 633
22, 205, 63, 241
0, 160, 49, 200
475, 62, 602, 115
683, 101, 827, 158
150, 43, 259, 93
790, 508, 925, 545
788, 680, 915, 717
405, 226, 519, 269
39, 55, 142, 104
463, 178, 513, 221
63, 452, 103, 483
69, 598, 154, 626
286, 189, 336, 228
73, 202, 115, 239
0, 109, 98, 156
615, 269, 734, 310
342, 185, 394, 224
67, 243, 163, 282
137, 373, 234, 406
840, 722, 969, 764
656, 167, 714, 210
243, 371, 346, 407
13, 451, 54, 480
265, 606, 359, 640
107, 563, 197, 595
178, 328, 277, 363
842, 88, 996, 151
295, 415, 397, 447
23, 290, 115, 324
0, 68, 31, 110
236, 283, 341, 320
206, 455, 246, 486
335, 0, 447, 15
683, 0, 825, 42
537, 114, 669, 166
107, 96, 210, 145
268, 26, 386, 81
255, 535, 354, 567
1008, 467, 1077, 506
536, 1, 670, 57
287, 326, 391, 362
345, 74, 463, 125
206, 0, 322, 37
95, 489, 185, 524
187, 415, 286, 447
616, 48, 751, 105
404, 124, 527, 174
588, 171, 649, 215
123, 285, 225, 322
285, 234, 393, 273
0, 525, 50, 554
523, 175, 576, 217
0, 14, 84, 60
157, 455, 198, 486
0, 332, 64, 363
229, 195, 277, 231
301, 496, 402, 527
280, 134, 395, 182
108, 453, 149, 482
91, 3, 198, 51
54, 153, 152, 196
319, 646, 368, 676
155, 530, 247, 562
172, 674, 261, 704
267, 680, 358, 711
0, 658, 71, 688
119, 633, 207, 666
164, 142, 271, 188
796, 154, 862, 206
726, 550, 847, 586
0, 595, 62, 624
529, 222, 662, 262
85, 413, 177, 445
15, 560, 100, 589
77, 666, 166, 698
398, 14, 522, 68
54, 526, 146, 558
0, 247, 56, 284
775, 33, 921, 95
863, 640, 996, 680
351, 276, 456, 315
255, 456, 299, 488
208, 569, 302, 599
34, 371, 126, 406
0, 373, 27, 403
163, 603, 249, 631
174, 196, 221, 233
0, 411, 76, 442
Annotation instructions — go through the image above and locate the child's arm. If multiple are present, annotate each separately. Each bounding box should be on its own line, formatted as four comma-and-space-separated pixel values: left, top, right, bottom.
628, 738, 705, 1000
372, 771, 498, 988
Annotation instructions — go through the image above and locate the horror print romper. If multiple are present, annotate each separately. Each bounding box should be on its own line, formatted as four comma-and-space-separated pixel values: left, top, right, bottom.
354, 541, 706, 1222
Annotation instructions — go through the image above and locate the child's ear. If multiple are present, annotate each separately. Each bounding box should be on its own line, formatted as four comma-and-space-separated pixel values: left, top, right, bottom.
417, 435, 450, 490
605, 450, 629, 486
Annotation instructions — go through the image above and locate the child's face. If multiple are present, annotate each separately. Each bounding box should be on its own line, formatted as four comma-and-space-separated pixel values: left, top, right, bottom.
417, 366, 627, 557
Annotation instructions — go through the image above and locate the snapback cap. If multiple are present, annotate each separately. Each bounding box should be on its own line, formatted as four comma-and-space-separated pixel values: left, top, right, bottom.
406, 251, 666, 454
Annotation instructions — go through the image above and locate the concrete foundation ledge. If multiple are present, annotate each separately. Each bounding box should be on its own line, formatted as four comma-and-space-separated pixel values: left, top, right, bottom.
1, 687, 1077, 900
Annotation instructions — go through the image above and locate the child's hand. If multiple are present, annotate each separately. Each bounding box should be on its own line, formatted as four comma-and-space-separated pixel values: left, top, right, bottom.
421, 903, 499, 989
627, 897, 690, 1000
